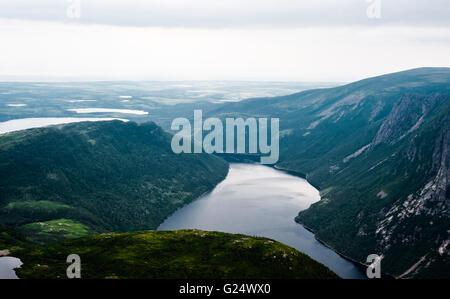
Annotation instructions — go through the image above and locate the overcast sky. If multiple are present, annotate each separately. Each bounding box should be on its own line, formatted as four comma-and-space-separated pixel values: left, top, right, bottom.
0, 0, 449, 82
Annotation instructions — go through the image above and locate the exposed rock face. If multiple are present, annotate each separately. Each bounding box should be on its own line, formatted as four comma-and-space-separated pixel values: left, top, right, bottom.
373, 93, 448, 146
375, 109, 449, 278
295, 84, 450, 277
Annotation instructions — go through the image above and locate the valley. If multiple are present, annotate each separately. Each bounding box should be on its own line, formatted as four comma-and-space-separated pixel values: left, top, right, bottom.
0, 68, 449, 279
203, 68, 450, 278
0, 119, 340, 279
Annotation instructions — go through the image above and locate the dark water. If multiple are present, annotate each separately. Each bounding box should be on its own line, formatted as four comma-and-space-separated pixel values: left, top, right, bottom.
158, 163, 365, 279
0, 257, 22, 279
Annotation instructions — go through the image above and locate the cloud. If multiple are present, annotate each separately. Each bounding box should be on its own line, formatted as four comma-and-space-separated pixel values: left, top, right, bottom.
0, 0, 449, 28
0, 1, 448, 81
1, 19, 449, 81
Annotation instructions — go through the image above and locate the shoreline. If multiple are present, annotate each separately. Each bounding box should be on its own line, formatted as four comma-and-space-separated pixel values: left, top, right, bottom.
273, 163, 397, 279
299, 222, 396, 279
157, 164, 231, 230
299, 223, 368, 273
212, 158, 367, 278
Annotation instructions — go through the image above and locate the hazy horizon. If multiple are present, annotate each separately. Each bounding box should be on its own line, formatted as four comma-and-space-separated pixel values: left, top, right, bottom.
0, 1, 449, 82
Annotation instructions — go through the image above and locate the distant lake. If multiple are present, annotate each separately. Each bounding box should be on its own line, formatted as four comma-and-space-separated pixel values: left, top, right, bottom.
67, 108, 148, 115
0, 257, 22, 279
0, 117, 128, 135
159, 163, 365, 279
6, 104, 27, 107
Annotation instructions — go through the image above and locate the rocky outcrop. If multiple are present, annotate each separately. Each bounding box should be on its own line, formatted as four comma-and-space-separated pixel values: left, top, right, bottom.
372, 94, 448, 146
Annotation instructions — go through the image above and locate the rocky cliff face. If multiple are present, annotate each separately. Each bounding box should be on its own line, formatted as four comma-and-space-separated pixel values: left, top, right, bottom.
375, 109, 449, 278
373, 93, 448, 146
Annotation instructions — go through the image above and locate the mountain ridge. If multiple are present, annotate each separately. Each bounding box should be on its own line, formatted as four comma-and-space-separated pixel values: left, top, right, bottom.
0, 120, 229, 242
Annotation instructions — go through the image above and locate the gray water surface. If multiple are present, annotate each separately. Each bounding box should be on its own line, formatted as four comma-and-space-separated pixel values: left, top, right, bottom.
0, 257, 22, 279
158, 163, 364, 279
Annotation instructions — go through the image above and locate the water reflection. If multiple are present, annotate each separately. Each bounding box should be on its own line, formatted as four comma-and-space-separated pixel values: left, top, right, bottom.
159, 163, 364, 279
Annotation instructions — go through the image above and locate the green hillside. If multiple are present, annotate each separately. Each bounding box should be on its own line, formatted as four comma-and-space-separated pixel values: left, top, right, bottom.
13, 229, 338, 279
207, 68, 450, 278
0, 121, 229, 242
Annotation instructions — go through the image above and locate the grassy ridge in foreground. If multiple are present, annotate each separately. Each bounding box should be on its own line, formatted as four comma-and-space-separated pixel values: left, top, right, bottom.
13, 229, 339, 279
